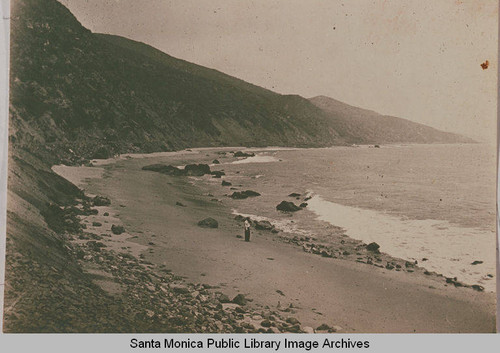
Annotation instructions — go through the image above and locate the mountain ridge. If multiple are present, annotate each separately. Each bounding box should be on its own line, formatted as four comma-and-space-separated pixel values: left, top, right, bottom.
9, 0, 469, 167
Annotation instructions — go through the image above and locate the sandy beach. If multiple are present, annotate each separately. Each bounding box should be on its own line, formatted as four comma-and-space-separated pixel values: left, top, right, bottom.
52, 147, 496, 333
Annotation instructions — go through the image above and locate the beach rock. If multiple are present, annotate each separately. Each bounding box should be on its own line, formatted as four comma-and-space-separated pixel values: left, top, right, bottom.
286, 317, 300, 325
260, 320, 272, 328
472, 285, 484, 292
142, 164, 184, 176
184, 164, 211, 176
316, 323, 333, 332
471, 260, 483, 265
103, 212, 109, 216
92, 222, 102, 227
221, 180, 232, 186
176, 201, 186, 207
287, 325, 302, 333
232, 294, 247, 306
366, 242, 380, 253
211, 171, 225, 178
93, 195, 111, 206
111, 225, 125, 235
171, 284, 190, 294
299, 203, 308, 208
218, 294, 231, 303
212, 159, 220, 164
254, 220, 273, 231
288, 193, 301, 197
197, 218, 219, 228
230, 190, 261, 199
233, 151, 255, 158
276, 201, 301, 212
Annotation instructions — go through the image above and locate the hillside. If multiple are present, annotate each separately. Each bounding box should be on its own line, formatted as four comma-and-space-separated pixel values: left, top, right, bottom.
9, 0, 469, 167
310, 96, 472, 144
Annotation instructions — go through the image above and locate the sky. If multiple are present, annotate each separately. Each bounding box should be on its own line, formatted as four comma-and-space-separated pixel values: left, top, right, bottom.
59, 0, 498, 141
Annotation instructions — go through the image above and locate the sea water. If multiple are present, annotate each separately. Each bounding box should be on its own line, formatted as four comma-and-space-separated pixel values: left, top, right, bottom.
212, 143, 496, 292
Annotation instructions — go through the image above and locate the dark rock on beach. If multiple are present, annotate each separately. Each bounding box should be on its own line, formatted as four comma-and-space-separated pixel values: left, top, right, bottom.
92, 195, 111, 206
299, 203, 308, 208
471, 260, 483, 265
230, 190, 261, 199
212, 159, 220, 164
254, 220, 274, 231
142, 163, 211, 176
111, 225, 125, 235
233, 151, 255, 158
197, 218, 219, 228
232, 294, 247, 306
288, 193, 301, 197
221, 180, 232, 186
142, 164, 185, 176
211, 171, 225, 178
366, 242, 380, 253
184, 164, 211, 176
276, 201, 301, 212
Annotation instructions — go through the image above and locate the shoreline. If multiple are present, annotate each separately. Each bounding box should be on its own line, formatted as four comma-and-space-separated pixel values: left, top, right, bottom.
52, 147, 497, 333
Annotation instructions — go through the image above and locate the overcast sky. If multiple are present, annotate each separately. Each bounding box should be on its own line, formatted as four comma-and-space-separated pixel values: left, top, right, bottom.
59, 0, 498, 141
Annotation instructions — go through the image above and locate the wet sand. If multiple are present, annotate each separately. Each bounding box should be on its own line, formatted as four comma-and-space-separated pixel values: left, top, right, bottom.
53, 155, 496, 333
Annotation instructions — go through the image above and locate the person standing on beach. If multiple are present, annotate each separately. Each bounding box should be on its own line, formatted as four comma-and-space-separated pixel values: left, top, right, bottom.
244, 219, 251, 242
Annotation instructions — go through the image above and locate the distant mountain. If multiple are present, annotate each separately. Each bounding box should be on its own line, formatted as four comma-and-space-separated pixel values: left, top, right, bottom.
9, 0, 469, 166
309, 96, 472, 144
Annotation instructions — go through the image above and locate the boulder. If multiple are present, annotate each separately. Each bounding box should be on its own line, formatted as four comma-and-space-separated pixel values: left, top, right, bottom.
142, 164, 184, 176
111, 225, 125, 235
316, 323, 333, 332
366, 242, 380, 253
299, 202, 308, 208
212, 159, 220, 164
260, 320, 272, 328
232, 294, 247, 306
211, 171, 225, 178
93, 195, 111, 206
221, 180, 232, 186
233, 151, 255, 158
288, 193, 301, 197
184, 164, 211, 176
254, 220, 273, 230
230, 190, 261, 199
276, 201, 301, 212
472, 285, 484, 292
197, 217, 219, 228
218, 294, 231, 303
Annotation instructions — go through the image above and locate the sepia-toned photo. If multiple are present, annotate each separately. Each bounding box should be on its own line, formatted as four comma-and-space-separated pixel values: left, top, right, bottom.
3, 0, 497, 334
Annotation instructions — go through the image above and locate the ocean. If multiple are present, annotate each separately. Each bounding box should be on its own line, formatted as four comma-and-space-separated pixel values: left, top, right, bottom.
195, 143, 497, 292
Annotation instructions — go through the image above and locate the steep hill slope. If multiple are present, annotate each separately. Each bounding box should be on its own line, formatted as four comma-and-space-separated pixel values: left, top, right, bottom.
310, 96, 472, 144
